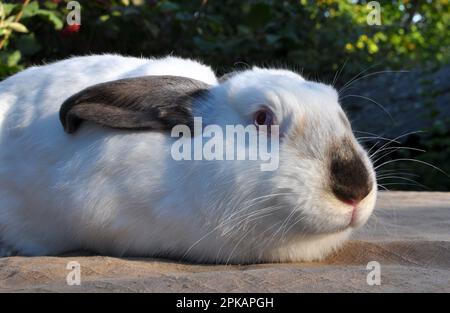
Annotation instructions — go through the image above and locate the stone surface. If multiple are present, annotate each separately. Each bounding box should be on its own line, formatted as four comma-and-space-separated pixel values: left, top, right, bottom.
0, 191, 449, 292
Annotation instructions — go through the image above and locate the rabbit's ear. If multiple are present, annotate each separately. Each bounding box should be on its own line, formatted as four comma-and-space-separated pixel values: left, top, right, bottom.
59, 76, 210, 134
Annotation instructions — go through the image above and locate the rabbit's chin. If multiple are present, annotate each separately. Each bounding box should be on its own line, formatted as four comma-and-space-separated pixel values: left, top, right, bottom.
264, 228, 353, 262
259, 188, 377, 262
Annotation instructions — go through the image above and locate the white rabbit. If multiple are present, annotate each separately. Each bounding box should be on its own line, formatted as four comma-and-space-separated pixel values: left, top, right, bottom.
0, 54, 376, 263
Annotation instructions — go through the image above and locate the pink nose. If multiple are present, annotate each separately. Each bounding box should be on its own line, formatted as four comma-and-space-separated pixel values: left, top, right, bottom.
337, 196, 360, 206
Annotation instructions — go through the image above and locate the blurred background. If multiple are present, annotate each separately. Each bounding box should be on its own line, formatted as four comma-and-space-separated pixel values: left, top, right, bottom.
1, 0, 449, 190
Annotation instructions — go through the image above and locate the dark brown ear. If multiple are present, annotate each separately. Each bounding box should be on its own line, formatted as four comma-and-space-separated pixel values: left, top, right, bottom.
59, 75, 210, 134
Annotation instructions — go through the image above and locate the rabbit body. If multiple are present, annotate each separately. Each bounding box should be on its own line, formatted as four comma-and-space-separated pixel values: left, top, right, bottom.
0, 55, 222, 259
0, 55, 376, 263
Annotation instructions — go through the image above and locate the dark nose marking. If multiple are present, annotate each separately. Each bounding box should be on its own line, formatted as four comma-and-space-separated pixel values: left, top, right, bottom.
329, 138, 372, 204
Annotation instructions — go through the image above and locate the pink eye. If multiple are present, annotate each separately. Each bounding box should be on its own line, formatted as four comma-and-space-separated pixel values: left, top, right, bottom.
254, 108, 274, 127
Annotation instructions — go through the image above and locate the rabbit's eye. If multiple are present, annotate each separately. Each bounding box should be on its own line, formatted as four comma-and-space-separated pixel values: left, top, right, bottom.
254, 109, 274, 126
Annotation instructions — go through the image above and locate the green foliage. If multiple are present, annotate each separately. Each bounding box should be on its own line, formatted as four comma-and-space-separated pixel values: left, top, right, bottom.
1, 0, 449, 80
0, 0, 64, 77
0, 0, 449, 190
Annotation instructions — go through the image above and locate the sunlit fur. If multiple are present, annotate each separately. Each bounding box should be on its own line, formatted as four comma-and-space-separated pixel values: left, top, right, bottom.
0, 55, 376, 263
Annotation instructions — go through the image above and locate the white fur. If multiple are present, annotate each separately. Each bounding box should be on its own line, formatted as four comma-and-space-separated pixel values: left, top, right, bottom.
0, 55, 376, 263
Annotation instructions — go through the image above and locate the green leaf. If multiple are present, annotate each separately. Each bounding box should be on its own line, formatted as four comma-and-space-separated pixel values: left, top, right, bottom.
158, 1, 180, 12
15, 33, 42, 56
0, 28, 8, 36
36, 9, 64, 30
5, 16, 15, 23
7, 50, 21, 67
8, 22, 28, 33
99, 15, 110, 22
0, 3, 5, 21
0, 3, 18, 17
43, 1, 58, 10
21, 1, 40, 18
